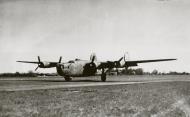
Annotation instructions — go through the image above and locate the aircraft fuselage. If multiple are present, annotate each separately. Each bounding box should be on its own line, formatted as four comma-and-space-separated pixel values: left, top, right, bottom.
56, 60, 98, 77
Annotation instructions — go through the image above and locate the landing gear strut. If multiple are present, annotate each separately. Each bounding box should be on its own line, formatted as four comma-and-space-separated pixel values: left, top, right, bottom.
64, 76, 72, 81
101, 68, 106, 82
101, 73, 106, 82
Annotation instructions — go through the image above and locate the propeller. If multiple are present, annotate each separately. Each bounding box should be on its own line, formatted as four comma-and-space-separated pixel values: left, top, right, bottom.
118, 57, 123, 62
84, 55, 97, 75
114, 57, 123, 68
57, 56, 62, 68
91, 55, 95, 63
90, 53, 97, 63
124, 52, 129, 70
35, 56, 41, 71
112, 57, 124, 75
89, 53, 97, 67
59, 56, 62, 63
35, 66, 39, 71
38, 56, 41, 63
84, 53, 97, 74
124, 52, 130, 62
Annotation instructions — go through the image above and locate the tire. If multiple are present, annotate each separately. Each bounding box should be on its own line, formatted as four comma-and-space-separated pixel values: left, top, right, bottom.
64, 76, 72, 81
101, 73, 106, 82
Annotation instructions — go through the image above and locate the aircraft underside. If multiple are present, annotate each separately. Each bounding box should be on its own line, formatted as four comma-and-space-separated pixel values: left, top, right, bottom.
56, 66, 106, 81
56, 66, 96, 77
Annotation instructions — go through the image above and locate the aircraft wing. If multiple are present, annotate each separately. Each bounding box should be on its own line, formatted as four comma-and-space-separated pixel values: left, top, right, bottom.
97, 57, 124, 69
17, 56, 62, 68
97, 58, 176, 69
125, 59, 177, 67
17, 61, 39, 64
97, 61, 117, 69
17, 61, 59, 66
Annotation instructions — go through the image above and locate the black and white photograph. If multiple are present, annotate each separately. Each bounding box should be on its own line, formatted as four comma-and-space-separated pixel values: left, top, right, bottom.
0, 0, 190, 116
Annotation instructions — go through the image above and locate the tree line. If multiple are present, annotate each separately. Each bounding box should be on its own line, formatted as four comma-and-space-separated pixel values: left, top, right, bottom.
0, 68, 189, 77
0, 71, 57, 77
120, 68, 189, 75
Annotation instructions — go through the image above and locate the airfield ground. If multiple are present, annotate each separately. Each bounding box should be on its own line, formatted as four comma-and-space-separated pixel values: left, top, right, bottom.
0, 75, 190, 117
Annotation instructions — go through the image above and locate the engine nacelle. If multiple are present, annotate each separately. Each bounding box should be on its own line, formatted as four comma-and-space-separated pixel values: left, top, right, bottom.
83, 62, 97, 76
39, 62, 51, 68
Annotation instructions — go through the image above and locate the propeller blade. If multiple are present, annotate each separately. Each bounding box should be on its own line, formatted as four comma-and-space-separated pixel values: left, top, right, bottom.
124, 52, 129, 62
91, 56, 95, 63
59, 56, 62, 63
90, 53, 97, 63
35, 66, 39, 71
118, 57, 123, 62
38, 56, 41, 63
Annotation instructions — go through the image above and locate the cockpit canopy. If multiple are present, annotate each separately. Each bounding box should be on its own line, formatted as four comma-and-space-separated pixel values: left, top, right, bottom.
68, 59, 81, 63
75, 58, 81, 61
68, 60, 74, 63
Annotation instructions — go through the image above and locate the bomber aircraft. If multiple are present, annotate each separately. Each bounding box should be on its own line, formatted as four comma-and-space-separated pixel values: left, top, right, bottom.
17, 53, 176, 81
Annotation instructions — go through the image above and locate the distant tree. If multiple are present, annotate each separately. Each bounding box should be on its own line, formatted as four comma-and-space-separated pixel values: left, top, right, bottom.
143, 72, 150, 75
151, 69, 158, 75
182, 72, 189, 75
168, 71, 177, 75
15, 72, 20, 77
27, 70, 37, 77
28, 70, 34, 74
135, 68, 143, 75
158, 72, 162, 75
161, 72, 166, 75
122, 68, 135, 75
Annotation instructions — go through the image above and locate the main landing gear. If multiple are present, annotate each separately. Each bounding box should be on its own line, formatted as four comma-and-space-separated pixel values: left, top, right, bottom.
101, 68, 107, 82
101, 73, 106, 82
64, 76, 72, 81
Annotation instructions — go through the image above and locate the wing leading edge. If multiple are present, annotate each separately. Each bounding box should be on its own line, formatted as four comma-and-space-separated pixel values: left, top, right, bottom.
125, 58, 177, 67
17, 61, 39, 64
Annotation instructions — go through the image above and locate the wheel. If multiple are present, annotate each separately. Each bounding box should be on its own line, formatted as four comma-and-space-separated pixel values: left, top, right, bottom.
101, 73, 106, 82
64, 76, 72, 81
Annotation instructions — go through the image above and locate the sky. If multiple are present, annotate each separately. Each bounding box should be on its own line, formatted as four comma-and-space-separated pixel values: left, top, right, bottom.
0, 0, 190, 73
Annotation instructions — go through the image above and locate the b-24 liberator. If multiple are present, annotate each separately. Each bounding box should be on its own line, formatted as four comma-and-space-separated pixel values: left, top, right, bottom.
17, 53, 176, 81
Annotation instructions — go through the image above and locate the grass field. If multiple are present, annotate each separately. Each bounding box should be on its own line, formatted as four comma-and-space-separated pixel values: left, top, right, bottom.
0, 76, 190, 117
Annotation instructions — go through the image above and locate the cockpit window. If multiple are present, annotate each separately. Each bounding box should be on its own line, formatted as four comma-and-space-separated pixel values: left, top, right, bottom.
68, 60, 74, 63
